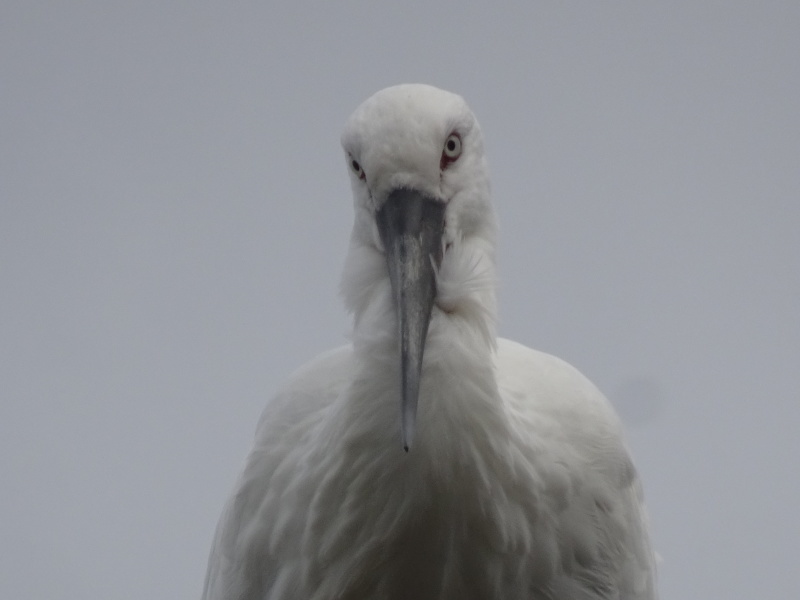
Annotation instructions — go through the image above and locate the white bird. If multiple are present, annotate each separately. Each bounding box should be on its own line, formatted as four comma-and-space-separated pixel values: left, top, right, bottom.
202, 84, 657, 600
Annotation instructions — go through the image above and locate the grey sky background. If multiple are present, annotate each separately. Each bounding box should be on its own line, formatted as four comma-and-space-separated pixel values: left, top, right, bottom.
2, 2, 798, 599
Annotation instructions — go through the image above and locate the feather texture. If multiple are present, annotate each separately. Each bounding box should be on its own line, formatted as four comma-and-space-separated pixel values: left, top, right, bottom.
201, 84, 657, 600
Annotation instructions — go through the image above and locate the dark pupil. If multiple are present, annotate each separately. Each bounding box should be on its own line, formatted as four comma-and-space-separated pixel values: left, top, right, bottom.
351, 160, 360, 171
447, 140, 456, 151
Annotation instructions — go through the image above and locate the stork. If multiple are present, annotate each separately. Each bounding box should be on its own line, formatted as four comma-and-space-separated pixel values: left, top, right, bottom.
201, 84, 657, 600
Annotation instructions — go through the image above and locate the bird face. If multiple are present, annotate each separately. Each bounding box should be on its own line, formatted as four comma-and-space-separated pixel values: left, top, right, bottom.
341, 84, 495, 451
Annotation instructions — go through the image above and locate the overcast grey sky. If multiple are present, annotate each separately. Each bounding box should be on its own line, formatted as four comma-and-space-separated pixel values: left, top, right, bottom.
2, 2, 798, 599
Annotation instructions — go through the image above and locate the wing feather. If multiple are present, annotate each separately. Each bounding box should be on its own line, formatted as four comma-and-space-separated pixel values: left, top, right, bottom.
496, 339, 657, 599
201, 346, 354, 600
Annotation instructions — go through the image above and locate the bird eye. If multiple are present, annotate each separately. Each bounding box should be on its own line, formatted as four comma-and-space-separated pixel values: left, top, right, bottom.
350, 158, 366, 180
441, 133, 462, 168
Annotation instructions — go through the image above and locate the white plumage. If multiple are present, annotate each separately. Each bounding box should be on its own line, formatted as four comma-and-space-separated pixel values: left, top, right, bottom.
202, 84, 657, 600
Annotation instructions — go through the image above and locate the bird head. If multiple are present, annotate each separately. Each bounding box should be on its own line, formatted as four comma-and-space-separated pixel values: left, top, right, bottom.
340, 84, 496, 452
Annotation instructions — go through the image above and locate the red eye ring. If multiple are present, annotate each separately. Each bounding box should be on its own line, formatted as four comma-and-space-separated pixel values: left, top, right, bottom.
440, 133, 462, 170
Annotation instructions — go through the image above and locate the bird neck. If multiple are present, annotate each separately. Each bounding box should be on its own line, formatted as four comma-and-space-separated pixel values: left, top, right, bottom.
341, 232, 498, 361
340, 234, 503, 458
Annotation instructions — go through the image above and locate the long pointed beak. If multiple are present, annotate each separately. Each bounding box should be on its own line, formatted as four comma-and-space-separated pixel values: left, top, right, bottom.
376, 188, 445, 452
